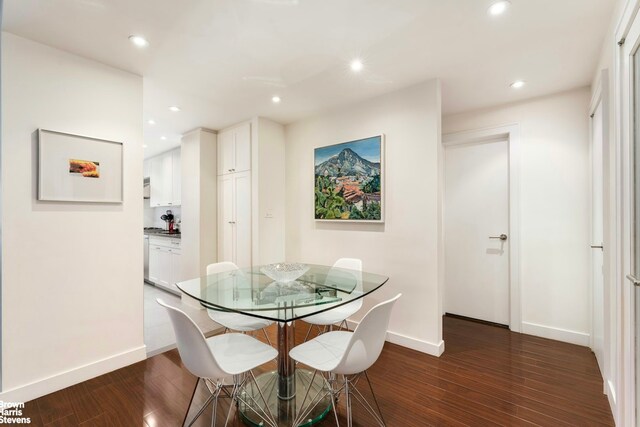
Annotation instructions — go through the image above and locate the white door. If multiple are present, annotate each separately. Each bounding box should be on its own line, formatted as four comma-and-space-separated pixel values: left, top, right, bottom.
591, 100, 605, 374
445, 139, 510, 325
234, 171, 252, 268
218, 175, 235, 262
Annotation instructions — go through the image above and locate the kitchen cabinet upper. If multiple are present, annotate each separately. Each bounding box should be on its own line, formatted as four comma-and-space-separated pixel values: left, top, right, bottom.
218, 122, 251, 175
149, 148, 181, 207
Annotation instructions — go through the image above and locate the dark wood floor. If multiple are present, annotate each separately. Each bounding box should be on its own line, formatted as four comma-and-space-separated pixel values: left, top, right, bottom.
20, 316, 614, 426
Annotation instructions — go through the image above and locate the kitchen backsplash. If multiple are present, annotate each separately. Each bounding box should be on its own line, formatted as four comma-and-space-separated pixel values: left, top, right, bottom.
143, 199, 181, 229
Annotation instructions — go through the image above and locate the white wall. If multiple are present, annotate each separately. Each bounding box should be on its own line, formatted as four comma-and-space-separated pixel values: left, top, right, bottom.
252, 117, 286, 265
443, 88, 591, 345
0, 33, 145, 401
284, 80, 444, 355
181, 128, 217, 281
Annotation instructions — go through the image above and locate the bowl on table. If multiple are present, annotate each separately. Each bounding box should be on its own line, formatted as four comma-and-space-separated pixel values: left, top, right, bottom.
261, 263, 309, 283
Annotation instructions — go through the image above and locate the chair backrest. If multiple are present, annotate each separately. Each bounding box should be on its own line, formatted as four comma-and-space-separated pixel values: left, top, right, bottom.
333, 258, 362, 273
207, 261, 239, 276
157, 298, 227, 380
333, 294, 401, 375
331, 258, 363, 310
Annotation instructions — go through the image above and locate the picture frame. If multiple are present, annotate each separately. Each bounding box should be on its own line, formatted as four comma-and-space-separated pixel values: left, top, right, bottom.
38, 129, 124, 203
314, 134, 385, 223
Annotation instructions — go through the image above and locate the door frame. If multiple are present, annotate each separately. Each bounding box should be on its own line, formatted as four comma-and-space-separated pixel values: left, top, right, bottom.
617, 1, 640, 424
589, 69, 614, 398
442, 124, 522, 332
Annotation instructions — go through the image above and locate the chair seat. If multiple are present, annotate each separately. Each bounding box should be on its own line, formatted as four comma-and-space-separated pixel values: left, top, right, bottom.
289, 330, 352, 372
303, 301, 360, 326
206, 333, 277, 376
209, 310, 274, 332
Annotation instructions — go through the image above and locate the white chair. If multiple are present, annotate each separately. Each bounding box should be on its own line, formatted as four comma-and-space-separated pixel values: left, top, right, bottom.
290, 294, 401, 427
157, 299, 278, 426
303, 258, 363, 341
205, 262, 274, 345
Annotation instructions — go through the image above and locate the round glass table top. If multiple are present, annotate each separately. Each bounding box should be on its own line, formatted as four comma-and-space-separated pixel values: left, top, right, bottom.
176, 263, 389, 322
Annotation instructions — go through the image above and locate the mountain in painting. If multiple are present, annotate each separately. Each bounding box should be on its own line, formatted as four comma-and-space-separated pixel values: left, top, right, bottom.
315, 148, 380, 177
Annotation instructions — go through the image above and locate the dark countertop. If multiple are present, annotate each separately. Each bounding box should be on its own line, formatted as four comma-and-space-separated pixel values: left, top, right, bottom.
144, 230, 181, 239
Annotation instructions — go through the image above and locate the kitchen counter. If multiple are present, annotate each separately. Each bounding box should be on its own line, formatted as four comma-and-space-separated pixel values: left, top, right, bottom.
144, 230, 181, 239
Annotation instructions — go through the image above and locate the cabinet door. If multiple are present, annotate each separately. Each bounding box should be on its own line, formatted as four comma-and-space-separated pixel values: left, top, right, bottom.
234, 123, 251, 173
169, 250, 182, 291
157, 247, 172, 287
218, 175, 235, 262
161, 153, 173, 206
217, 130, 235, 175
143, 159, 151, 179
148, 245, 163, 283
149, 156, 164, 207
234, 171, 252, 268
171, 149, 181, 206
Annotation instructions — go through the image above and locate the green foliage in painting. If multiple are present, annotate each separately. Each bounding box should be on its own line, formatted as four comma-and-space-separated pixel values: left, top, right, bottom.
362, 174, 381, 194
315, 176, 346, 219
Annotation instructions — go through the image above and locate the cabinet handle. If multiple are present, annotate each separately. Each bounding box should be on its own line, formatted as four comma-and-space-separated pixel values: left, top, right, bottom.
229, 221, 236, 224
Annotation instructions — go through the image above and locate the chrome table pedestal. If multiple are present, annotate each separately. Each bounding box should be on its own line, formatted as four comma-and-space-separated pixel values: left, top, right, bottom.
238, 321, 331, 427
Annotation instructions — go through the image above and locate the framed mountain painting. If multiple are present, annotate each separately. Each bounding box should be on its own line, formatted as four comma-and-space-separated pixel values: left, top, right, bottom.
314, 135, 384, 222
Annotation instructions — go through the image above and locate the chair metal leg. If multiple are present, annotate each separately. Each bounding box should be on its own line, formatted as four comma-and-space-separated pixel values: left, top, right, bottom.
185, 381, 219, 427
363, 371, 386, 426
262, 327, 273, 346
183, 377, 200, 427
344, 377, 352, 427
344, 372, 385, 427
303, 323, 314, 342
211, 387, 219, 427
223, 382, 238, 427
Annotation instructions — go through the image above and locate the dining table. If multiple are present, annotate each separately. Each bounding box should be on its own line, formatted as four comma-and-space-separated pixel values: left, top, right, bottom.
176, 263, 389, 427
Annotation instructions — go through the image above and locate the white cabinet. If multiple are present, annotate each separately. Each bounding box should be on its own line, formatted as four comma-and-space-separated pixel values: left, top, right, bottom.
149, 156, 164, 207
143, 159, 151, 179
171, 149, 181, 206
218, 123, 251, 175
149, 148, 181, 207
148, 236, 183, 294
218, 171, 252, 268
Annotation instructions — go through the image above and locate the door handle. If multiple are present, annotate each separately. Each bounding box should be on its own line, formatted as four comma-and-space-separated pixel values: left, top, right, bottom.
489, 234, 508, 241
627, 274, 640, 287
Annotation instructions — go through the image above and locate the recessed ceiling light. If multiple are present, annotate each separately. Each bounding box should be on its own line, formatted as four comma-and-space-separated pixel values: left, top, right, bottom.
128, 35, 149, 48
147, 119, 156, 125
350, 59, 364, 72
143, 144, 148, 148
488, 1, 510, 16
510, 80, 526, 89
160, 136, 167, 140
168, 106, 181, 112
272, 96, 281, 103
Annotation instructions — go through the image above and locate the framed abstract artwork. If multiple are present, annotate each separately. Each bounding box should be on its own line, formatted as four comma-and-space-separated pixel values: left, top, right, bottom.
38, 129, 123, 203
314, 135, 384, 222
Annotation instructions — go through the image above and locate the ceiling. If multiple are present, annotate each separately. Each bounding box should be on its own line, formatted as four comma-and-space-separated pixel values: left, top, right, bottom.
2, 0, 616, 158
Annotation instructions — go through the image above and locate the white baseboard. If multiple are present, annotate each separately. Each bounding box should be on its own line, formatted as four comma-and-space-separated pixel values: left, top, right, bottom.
0, 345, 147, 403
521, 321, 590, 346
606, 379, 618, 425
345, 320, 444, 356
